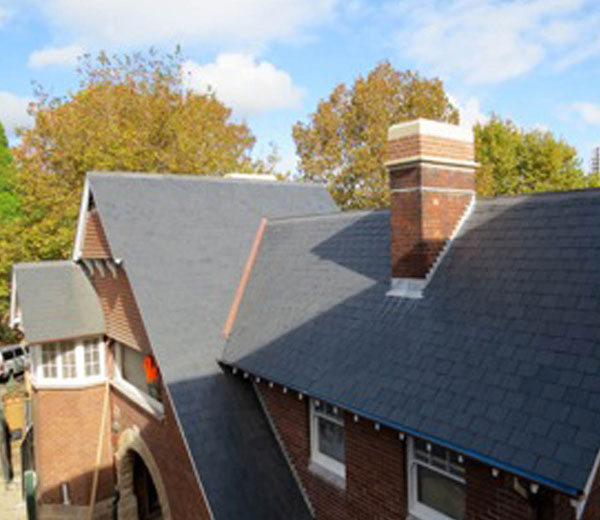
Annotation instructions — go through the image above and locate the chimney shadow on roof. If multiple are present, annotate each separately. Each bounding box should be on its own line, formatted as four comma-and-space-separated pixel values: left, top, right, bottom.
222, 190, 600, 492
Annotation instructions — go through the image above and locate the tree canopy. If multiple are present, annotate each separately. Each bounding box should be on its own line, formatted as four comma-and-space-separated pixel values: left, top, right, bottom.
293, 62, 459, 209
0, 49, 267, 342
0, 121, 19, 223
474, 115, 598, 197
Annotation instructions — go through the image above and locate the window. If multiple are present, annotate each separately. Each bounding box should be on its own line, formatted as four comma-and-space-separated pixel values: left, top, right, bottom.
35, 339, 104, 384
41, 343, 59, 378
310, 399, 345, 478
115, 343, 162, 405
84, 340, 101, 377
409, 438, 466, 520
60, 343, 77, 378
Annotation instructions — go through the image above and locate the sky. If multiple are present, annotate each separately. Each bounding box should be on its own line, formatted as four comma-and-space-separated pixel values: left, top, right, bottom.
1, 0, 600, 173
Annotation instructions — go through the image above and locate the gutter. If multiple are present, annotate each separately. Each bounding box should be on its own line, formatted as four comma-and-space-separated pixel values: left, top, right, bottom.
219, 361, 583, 499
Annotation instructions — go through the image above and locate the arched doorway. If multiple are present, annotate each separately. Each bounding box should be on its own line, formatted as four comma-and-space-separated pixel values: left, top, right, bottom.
116, 428, 172, 520
132, 451, 163, 520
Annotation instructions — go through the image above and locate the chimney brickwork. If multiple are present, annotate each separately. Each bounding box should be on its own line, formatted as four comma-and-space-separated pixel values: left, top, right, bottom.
386, 119, 477, 293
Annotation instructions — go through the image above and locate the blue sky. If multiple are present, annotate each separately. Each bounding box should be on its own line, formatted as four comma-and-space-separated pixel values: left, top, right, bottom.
1, 0, 600, 173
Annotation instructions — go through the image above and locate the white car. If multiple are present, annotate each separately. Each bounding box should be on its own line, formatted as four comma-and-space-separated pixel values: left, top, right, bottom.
0, 345, 27, 381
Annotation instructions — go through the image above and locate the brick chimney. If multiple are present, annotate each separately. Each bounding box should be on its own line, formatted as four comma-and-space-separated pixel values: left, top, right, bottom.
385, 119, 476, 298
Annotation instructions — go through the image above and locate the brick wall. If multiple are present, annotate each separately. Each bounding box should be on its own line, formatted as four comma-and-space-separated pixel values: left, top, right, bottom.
259, 384, 407, 520
34, 384, 114, 506
389, 188, 472, 278
386, 134, 475, 164
110, 382, 211, 520
258, 382, 576, 520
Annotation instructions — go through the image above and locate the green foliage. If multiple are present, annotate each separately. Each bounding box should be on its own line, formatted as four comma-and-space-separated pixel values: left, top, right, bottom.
293, 61, 459, 209
475, 115, 592, 197
0, 121, 20, 223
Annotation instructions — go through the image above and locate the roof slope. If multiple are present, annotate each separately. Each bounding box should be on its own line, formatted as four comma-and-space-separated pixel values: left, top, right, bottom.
223, 190, 600, 494
13, 261, 105, 344
88, 172, 337, 519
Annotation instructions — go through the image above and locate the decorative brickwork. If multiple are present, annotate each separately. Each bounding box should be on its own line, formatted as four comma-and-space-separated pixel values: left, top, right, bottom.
386, 133, 475, 164
82, 210, 112, 259
92, 268, 151, 352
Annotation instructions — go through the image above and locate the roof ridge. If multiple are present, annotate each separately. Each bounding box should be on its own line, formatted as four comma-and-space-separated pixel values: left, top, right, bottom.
478, 186, 600, 203
87, 171, 325, 189
267, 208, 387, 225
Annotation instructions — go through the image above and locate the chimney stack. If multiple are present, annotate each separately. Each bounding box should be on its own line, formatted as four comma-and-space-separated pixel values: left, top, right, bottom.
385, 119, 477, 298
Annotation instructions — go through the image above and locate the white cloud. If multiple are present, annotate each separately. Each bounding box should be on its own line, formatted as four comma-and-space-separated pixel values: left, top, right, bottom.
448, 94, 488, 128
391, 0, 598, 85
570, 102, 600, 125
0, 91, 33, 136
181, 54, 304, 116
37, 0, 338, 51
28, 44, 85, 68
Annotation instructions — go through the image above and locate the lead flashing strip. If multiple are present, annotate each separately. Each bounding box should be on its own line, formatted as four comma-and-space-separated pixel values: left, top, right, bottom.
223, 217, 268, 338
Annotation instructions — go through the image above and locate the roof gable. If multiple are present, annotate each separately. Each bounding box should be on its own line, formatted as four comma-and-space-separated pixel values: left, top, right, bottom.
85, 171, 336, 519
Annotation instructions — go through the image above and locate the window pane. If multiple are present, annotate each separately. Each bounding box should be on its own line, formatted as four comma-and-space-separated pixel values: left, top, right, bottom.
417, 465, 465, 520
42, 344, 58, 378
60, 344, 77, 378
318, 416, 345, 464
84, 341, 100, 377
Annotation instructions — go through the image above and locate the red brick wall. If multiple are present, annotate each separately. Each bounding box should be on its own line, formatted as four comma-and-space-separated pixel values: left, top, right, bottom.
582, 459, 600, 519
34, 385, 114, 506
92, 268, 151, 352
82, 210, 112, 259
258, 384, 408, 520
110, 382, 211, 520
258, 382, 574, 520
389, 187, 472, 278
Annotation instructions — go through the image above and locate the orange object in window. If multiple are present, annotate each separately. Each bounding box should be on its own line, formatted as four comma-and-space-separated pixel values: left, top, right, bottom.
143, 355, 159, 383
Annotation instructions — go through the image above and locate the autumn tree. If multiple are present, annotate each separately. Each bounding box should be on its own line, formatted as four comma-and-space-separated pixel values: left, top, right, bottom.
293, 62, 458, 209
0, 49, 264, 341
474, 115, 596, 197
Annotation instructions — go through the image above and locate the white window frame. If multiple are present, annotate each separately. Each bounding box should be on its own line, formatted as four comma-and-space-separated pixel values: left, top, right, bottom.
113, 342, 164, 417
31, 338, 106, 388
408, 438, 466, 520
309, 399, 346, 479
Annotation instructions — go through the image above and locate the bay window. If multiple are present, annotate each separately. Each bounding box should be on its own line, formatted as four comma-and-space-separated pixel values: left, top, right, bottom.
409, 438, 466, 520
34, 338, 105, 385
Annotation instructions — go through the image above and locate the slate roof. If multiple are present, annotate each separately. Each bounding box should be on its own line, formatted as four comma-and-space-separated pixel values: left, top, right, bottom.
223, 189, 600, 495
87, 172, 337, 519
13, 261, 105, 343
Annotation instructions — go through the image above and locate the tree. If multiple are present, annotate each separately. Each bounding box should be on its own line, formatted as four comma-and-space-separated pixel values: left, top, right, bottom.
0, 121, 19, 222
293, 62, 459, 209
0, 49, 264, 342
474, 115, 596, 197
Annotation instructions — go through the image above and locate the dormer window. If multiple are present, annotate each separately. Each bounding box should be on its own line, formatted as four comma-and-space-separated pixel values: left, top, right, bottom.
32, 338, 105, 387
